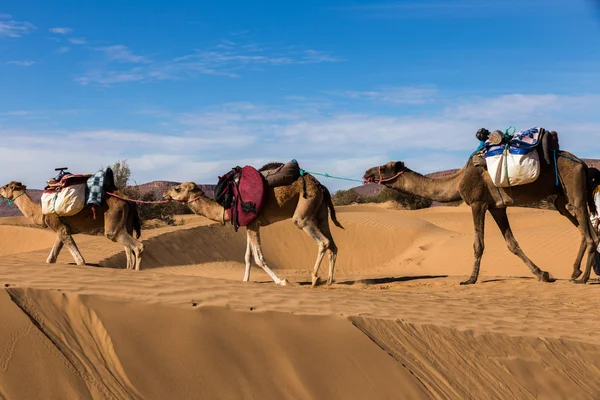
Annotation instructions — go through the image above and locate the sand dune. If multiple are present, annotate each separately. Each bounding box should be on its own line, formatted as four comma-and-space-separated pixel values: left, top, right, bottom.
1, 205, 599, 399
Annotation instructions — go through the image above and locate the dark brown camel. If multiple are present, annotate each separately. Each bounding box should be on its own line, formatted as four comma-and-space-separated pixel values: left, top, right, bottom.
363, 145, 598, 284
0, 181, 144, 270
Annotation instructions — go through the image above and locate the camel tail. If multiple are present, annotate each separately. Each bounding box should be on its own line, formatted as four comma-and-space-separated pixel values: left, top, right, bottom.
130, 202, 142, 239
323, 186, 344, 229
587, 166, 599, 217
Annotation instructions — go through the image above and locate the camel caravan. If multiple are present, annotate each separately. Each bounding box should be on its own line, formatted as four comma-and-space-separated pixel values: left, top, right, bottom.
1, 127, 599, 285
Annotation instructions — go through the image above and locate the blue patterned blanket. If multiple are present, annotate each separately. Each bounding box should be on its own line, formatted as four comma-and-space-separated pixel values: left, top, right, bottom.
86, 167, 114, 206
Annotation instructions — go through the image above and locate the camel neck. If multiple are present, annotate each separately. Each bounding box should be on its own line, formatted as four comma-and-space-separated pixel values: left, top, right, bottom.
390, 168, 464, 203
188, 196, 230, 223
12, 193, 46, 226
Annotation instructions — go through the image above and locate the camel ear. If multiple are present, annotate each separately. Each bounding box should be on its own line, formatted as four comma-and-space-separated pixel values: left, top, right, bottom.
393, 161, 405, 171
10, 181, 24, 190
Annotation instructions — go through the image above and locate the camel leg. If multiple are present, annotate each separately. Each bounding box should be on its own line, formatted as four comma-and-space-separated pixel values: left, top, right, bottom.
61, 232, 86, 265
107, 231, 144, 271
297, 219, 330, 287
105, 208, 144, 271
124, 246, 133, 270
316, 205, 338, 286
554, 195, 586, 279
461, 203, 487, 285
243, 230, 253, 282
489, 208, 551, 282
572, 204, 596, 284
46, 235, 64, 264
247, 226, 288, 286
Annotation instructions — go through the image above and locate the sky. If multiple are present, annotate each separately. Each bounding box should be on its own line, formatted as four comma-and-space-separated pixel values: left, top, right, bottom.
2, 0, 600, 190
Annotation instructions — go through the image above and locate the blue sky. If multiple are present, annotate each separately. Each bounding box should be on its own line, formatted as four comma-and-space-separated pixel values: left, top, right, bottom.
2, 0, 600, 189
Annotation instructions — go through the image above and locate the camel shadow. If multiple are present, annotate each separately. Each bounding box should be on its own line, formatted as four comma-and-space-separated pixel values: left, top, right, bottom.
293, 274, 448, 287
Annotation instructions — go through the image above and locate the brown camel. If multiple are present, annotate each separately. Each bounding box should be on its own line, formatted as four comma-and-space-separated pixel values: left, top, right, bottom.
0, 181, 144, 270
363, 147, 598, 284
163, 171, 342, 286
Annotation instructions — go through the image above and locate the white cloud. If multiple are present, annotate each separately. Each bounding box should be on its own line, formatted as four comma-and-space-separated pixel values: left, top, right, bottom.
0, 15, 36, 38
2, 93, 600, 190
56, 46, 70, 54
68, 37, 87, 45
6, 60, 35, 66
95, 45, 149, 63
331, 85, 438, 104
49, 27, 72, 34
76, 40, 341, 86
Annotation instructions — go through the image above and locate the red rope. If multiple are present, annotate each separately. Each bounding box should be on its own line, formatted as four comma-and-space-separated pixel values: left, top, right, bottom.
106, 192, 172, 204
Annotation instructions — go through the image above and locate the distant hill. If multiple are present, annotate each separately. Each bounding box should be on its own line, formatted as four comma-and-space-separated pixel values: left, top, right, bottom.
0, 181, 217, 218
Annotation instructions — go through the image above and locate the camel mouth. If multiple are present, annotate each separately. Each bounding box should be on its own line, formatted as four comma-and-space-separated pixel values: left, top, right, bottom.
362, 173, 379, 184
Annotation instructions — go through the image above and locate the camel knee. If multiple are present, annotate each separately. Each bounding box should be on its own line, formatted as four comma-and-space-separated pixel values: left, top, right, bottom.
136, 242, 145, 256
293, 217, 309, 229
105, 231, 118, 242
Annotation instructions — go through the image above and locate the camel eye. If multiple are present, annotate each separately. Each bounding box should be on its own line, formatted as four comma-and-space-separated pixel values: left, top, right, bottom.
174, 187, 180, 192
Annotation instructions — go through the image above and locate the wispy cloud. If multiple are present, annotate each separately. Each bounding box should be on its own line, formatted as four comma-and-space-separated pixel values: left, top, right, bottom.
68, 37, 87, 45
6, 60, 35, 67
56, 46, 70, 54
330, 85, 438, 104
4, 92, 599, 189
49, 27, 72, 35
95, 45, 149, 63
0, 14, 36, 38
76, 40, 341, 86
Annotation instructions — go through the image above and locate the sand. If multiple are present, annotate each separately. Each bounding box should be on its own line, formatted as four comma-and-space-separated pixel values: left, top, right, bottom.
1, 205, 599, 399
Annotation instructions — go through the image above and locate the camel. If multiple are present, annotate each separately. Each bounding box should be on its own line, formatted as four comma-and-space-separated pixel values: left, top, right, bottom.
163, 168, 343, 286
0, 181, 144, 270
363, 143, 598, 285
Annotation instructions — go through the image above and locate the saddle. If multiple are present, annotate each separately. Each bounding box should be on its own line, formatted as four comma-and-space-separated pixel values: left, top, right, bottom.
474, 127, 560, 188
42, 172, 91, 216
476, 127, 560, 166
215, 166, 265, 232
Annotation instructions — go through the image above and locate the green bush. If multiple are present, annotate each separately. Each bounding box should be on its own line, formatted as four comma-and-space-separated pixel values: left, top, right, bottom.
332, 187, 432, 210
110, 160, 192, 227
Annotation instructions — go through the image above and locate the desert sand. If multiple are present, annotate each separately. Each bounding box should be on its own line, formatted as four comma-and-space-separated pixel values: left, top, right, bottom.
1, 204, 600, 399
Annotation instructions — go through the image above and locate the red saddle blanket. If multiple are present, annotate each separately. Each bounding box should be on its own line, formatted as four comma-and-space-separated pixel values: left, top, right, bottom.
215, 166, 265, 231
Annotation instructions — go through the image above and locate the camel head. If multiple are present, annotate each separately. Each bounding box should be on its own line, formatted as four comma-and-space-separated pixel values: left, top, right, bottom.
163, 182, 205, 203
363, 161, 406, 185
0, 181, 27, 201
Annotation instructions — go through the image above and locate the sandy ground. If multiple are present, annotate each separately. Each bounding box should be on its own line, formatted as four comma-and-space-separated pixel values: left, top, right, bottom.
1, 204, 599, 399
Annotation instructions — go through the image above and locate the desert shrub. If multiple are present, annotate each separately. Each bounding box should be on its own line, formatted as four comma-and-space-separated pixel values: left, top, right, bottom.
110, 160, 191, 227
332, 187, 432, 210
332, 189, 364, 206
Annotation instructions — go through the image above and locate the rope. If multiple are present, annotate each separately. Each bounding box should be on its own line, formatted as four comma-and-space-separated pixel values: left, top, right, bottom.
299, 169, 365, 183
106, 192, 171, 204
0, 192, 26, 205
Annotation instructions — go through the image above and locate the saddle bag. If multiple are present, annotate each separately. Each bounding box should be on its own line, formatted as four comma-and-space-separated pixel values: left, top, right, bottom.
41, 174, 89, 216
215, 166, 265, 231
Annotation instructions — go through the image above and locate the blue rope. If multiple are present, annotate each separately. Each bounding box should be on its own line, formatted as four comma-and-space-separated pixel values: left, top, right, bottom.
299, 169, 365, 183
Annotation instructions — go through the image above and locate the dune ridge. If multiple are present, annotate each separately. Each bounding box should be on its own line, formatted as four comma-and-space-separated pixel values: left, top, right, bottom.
1, 205, 599, 399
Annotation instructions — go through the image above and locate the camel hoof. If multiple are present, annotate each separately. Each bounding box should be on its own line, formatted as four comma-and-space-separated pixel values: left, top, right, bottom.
311, 276, 321, 288
572, 278, 588, 285
460, 279, 476, 285
571, 270, 583, 280
540, 271, 552, 283
279, 279, 291, 287
326, 278, 334, 286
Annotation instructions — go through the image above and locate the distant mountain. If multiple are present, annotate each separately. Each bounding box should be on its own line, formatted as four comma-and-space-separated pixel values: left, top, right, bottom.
0, 181, 217, 218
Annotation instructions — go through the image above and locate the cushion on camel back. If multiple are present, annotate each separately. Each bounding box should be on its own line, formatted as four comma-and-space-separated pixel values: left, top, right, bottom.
215, 166, 265, 231
41, 174, 89, 216
259, 160, 301, 188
